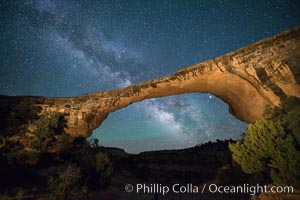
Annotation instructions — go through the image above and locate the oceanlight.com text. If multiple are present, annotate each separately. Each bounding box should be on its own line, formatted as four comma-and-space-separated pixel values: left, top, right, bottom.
124, 183, 294, 196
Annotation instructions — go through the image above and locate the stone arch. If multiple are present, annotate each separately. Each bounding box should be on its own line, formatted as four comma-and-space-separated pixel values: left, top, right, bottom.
1, 26, 300, 137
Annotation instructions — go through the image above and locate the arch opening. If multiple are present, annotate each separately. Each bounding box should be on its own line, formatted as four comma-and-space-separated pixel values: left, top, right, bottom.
90, 93, 247, 153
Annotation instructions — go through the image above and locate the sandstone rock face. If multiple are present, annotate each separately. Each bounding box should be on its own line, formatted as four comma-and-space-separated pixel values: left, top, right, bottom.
1, 27, 300, 137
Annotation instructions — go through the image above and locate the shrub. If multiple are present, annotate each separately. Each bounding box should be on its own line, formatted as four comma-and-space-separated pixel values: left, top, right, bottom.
229, 120, 300, 187
78, 150, 113, 189
48, 162, 81, 200
8, 150, 41, 165
264, 96, 300, 144
32, 111, 61, 152
283, 106, 300, 144
0, 187, 25, 200
5, 100, 40, 134
56, 134, 74, 156
94, 152, 113, 187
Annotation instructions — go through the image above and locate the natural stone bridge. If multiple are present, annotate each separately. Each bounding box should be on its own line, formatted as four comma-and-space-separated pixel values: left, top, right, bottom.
1, 26, 300, 137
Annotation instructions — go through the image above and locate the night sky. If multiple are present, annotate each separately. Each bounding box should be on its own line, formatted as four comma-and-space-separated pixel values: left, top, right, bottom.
1, 0, 300, 153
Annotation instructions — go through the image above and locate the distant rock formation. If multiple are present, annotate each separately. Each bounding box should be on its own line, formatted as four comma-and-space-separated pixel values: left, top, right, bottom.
1, 26, 300, 137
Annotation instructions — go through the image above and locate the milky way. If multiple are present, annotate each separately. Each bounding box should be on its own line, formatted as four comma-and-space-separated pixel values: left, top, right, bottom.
1, 0, 299, 153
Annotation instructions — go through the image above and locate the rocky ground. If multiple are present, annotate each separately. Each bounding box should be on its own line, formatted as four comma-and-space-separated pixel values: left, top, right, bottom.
88, 141, 252, 200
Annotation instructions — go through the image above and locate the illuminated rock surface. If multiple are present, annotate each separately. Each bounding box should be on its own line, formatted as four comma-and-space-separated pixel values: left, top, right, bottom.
1, 27, 299, 137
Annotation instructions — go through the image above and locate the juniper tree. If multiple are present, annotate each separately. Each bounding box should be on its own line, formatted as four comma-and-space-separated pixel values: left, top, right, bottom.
229, 120, 300, 187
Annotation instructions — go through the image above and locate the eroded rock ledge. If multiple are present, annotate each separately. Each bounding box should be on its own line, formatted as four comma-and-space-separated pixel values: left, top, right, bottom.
1, 26, 300, 137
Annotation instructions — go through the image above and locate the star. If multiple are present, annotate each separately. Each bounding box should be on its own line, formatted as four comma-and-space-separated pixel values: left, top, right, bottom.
0, 0, 298, 153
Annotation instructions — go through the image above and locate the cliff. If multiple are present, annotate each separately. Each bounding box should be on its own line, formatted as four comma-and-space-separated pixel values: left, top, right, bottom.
1, 26, 300, 137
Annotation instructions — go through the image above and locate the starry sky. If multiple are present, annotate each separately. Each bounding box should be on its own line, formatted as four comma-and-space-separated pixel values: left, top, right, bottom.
1, 0, 300, 153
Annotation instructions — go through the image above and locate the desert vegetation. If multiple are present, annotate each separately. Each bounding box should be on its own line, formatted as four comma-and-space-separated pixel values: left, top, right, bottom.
0, 109, 113, 200
229, 96, 300, 188
1, 97, 299, 199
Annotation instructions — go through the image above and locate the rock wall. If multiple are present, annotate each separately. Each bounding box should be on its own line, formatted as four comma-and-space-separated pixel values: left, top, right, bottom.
1, 26, 300, 137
